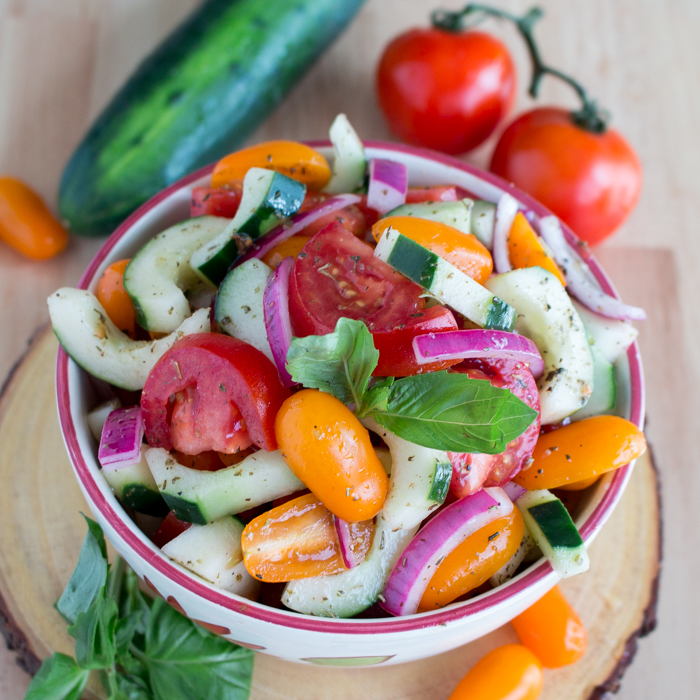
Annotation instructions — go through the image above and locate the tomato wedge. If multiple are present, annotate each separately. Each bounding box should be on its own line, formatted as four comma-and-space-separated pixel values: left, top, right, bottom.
449, 358, 541, 497
405, 185, 458, 203
288, 221, 425, 336
152, 511, 192, 548
190, 184, 242, 218
141, 333, 291, 454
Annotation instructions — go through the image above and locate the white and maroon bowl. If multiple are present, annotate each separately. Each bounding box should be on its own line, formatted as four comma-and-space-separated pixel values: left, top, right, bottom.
56, 142, 644, 667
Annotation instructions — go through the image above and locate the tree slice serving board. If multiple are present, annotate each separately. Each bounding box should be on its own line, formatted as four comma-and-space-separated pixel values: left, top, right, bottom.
0, 330, 660, 700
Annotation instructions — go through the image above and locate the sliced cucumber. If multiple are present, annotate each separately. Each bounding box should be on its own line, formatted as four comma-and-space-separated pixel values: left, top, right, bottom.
191, 167, 305, 285
281, 515, 417, 618
48, 289, 210, 391
323, 114, 367, 194
102, 445, 167, 517
571, 343, 616, 421
470, 200, 496, 249
516, 489, 589, 578
145, 447, 304, 524
488, 527, 536, 587
572, 300, 639, 364
161, 516, 259, 599
214, 259, 273, 362
86, 398, 121, 441
485, 267, 594, 424
374, 226, 516, 331
385, 199, 473, 235
363, 418, 450, 531
123, 216, 227, 333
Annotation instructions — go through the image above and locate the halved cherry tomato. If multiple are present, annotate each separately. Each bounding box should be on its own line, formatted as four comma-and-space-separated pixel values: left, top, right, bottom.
372, 305, 460, 377
450, 359, 541, 498
275, 390, 389, 522
141, 333, 291, 454
419, 509, 524, 611
242, 493, 346, 582
261, 235, 311, 269
491, 107, 642, 245
377, 29, 516, 155
0, 177, 69, 260
172, 450, 225, 472
405, 186, 459, 203
511, 585, 587, 667
448, 644, 543, 700
96, 259, 136, 336
212, 141, 331, 190
514, 415, 646, 491
190, 184, 242, 218
152, 511, 191, 548
371, 216, 493, 285
508, 212, 566, 286
288, 221, 425, 336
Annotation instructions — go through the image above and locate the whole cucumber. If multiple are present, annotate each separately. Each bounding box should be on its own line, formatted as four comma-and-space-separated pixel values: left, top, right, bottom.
59, 0, 366, 236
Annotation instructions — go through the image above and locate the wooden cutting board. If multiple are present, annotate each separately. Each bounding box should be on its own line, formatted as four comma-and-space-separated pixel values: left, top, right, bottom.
0, 329, 660, 700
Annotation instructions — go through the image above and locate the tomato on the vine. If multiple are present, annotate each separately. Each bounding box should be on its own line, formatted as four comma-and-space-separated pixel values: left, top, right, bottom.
376, 28, 516, 154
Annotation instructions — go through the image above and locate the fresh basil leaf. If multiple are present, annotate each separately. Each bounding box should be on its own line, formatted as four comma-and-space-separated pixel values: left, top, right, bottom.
286, 317, 379, 405
25, 653, 90, 700
106, 671, 154, 700
56, 515, 108, 624
118, 568, 151, 635
358, 377, 394, 417
136, 598, 253, 700
69, 593, 118, 670
372, 371, 538, 453
115, 611, 143, 660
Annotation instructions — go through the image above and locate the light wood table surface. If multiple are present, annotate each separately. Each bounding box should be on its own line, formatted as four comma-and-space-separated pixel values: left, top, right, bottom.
0, 1, 696, 697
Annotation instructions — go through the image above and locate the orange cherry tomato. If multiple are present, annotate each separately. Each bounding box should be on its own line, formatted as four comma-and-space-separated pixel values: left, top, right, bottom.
448, 644, 543, 700
372, 216, 493, 284
556, 475, 599, 491
242, 493, 347, 582
511, 585, 587, 667
419, 509, 524, 612
507, 212, 566, 286
0, 177, 69, 260
261, 235, 311, 269
514, 416, 646, 491
275, 390, 389, 522
96, 259, 136, 336
211, 141, 331, 190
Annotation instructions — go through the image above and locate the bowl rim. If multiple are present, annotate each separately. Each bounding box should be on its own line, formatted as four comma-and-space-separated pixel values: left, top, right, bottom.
56, 140, 645, 635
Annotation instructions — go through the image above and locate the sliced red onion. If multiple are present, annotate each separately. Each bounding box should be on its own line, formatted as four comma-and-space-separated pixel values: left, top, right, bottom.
367, 159, 408, 214
380, 487, 512, 616
98, 407, 144, 471
235, 194, 361, 267
492, 193, 519, 273
503, 481, 526, 503
332, 515, 368, 569
412, 329, 544, 379
263, 257, 295, 387
539, 216, 646, 321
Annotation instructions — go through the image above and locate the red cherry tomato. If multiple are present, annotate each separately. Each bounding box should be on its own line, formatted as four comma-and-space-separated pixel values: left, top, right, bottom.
449, 359, 541, 498
152, 511, 191, 548
377, 29, 516, 154
490, 107, 642, 245
288, 221, 425, 336
190, 184, 242, 218
141, 333, 291, 454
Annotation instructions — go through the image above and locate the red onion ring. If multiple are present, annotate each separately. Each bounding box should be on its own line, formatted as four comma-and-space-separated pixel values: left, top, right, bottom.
367, 159, 408, 214
263, 257, 295, 387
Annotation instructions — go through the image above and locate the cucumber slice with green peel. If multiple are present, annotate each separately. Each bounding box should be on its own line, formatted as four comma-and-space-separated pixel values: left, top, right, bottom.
123, 216, 227, 333
572, 300, 639, 364
161, 516, 259, 598
281, 515, 418, 618
488, 526, 536, 587
571, 343, 616, 421
516, 489, 589, 578
385, 199, 474, 235
102, 445, 168, 517
363, 418, 451, 531
191, 167, 306, 285
145, 447, 304, 524
485, 267, 594, 424
470, 200, 496, 249
323, 114, 367, 194
87, 398, 122, 441
47, 289, 210, 391
374, 227, 516, 331
214, 259, 273, 362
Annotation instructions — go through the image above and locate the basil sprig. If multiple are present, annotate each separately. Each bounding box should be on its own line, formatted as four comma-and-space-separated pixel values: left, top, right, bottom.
286, 319, 538, 454
26, 517, 253, 700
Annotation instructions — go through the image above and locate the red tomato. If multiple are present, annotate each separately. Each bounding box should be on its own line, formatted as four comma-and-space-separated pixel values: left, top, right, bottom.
288, 221, 425, 336
141, 333, 291, 454
152, 511, 191, 548
490, 107, 642, 245
377, 29, 516, 154
355, 196, 381, 229
299, 191, 329, 212
300, 204, 366, 239
190, 185, 242, 218
449, 358, 541, 498
405, 186, 458, 203
373, 305, 460, 377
